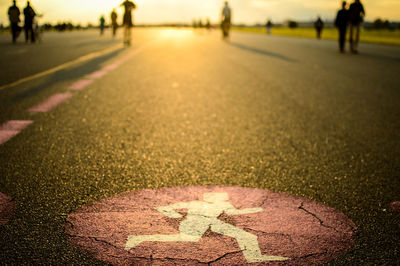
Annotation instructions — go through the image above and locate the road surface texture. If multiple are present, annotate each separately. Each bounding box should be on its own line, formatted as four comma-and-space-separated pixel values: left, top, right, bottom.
0, 29, 399, 264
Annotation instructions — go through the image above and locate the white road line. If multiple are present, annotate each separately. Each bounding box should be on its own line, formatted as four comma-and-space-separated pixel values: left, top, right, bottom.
0, 120, 34, 145
67, 41, 156, 89
87, 70, 108, 79
68, 79, 94, 91
0, 40, 157, 145
67, 40, 158, 91
28, 93, 73, 113
0, 44, 123, 91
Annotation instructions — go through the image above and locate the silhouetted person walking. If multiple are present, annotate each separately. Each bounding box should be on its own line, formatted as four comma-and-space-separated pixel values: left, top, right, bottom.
335, 1, 349, 53
111, 9, 118, 37
206, 18, 211, 30
314, 16, 324, 39
99, 15, 105, 35
348, 0, 365, 53
8, 0, 21, 43
121, 0, 136, 46
23, 1, 36, 43
266, 20, 272, 35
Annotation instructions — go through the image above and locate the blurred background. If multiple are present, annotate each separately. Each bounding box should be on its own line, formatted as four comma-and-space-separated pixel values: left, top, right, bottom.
0, 0, 399, 45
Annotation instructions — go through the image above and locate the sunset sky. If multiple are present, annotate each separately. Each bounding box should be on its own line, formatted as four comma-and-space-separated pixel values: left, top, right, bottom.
1, 0, 399, 26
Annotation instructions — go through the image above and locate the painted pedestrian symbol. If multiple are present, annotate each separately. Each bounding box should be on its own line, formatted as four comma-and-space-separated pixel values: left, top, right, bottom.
67, 186, 357, 264
125, 192, 289, 263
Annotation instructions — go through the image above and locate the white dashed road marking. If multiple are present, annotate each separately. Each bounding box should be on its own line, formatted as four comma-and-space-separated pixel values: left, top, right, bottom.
0, 44, 122, 91
67, 79, 94, 91
102, 63, 119, 71
28, 93, 73, 113
87, 70, 107, 79
1, 41, 155, 145
0, 120, 34, 145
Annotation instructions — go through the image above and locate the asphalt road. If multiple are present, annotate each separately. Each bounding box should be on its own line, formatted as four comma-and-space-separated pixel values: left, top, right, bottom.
0, 28, 399, 264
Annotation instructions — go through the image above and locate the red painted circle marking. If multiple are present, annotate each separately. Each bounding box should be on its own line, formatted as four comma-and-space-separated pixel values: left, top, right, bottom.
389, 201, 400, 212
0, 192, 15, 227
66, 186, 356, 265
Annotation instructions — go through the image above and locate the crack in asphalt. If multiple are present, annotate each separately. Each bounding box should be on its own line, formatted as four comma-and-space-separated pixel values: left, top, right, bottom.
65, 198, 352, 264
126, 254, 208, 264
297, 248, 329, 259
64, 219, 75, 230
65, 233, 121, 250
66, 233, 231, 264
298, 202, 339, 233
208, 250, 244, 265
160, 256, 208, 265
66, 228, 332, 264
88, 236, 121, 250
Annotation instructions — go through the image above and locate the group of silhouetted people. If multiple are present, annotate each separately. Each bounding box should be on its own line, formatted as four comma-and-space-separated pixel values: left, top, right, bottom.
99, 0, 136, 46
7, 0, 367, 53
306, 0, 366, 53
335, 0, 365, 53
313, 0, 365, 53
8, 0, 37, 44
262, 0, 366, 54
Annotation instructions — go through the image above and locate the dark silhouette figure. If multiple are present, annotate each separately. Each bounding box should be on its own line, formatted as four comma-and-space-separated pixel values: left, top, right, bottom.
335, 1, 349, 53
23, 1, 36, 43
99, 15, 105, 35
314, 16, 324, 39
8, 0, 21, 43
266, 20, 272, 35
111, 9, 118, 37
206, 18, 211, 30
348, 0, 365, 53
121, 0, 136, 46
221, 1, 231, 39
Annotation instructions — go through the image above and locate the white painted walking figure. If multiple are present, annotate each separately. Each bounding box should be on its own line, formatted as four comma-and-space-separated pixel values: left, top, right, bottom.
125, 192, 289, 263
